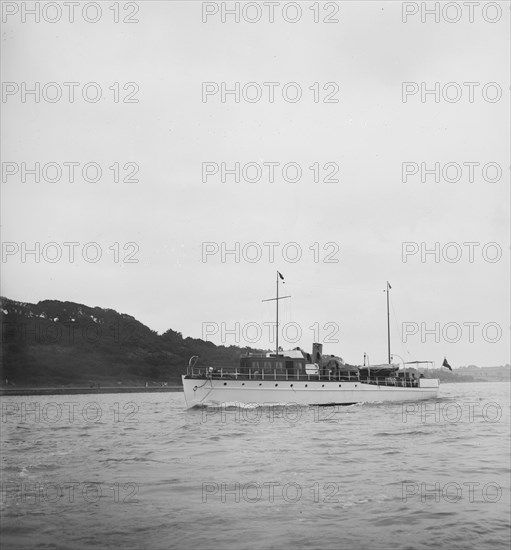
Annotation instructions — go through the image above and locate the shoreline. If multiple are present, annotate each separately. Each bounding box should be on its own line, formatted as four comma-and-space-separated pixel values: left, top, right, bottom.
0, 386, 183, 396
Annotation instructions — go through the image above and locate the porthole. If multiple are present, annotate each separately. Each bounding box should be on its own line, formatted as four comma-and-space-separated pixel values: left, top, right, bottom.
223, 382, 227, 386
339, 384, 341, 388
290, 384, 293, 387
305, 384, 308, 387
242, 383, 245, 386
275, 384, 278, 387
259, 383, 262, 386
322, 384, 325, 388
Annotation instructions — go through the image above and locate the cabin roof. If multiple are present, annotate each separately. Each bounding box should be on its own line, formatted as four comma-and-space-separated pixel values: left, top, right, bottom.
267, 349, 305, 359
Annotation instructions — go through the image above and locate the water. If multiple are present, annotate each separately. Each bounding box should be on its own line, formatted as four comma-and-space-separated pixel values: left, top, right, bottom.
1, 382, 509, 550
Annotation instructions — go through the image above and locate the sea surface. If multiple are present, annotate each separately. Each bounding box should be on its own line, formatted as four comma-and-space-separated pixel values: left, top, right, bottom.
1, 382, 510, 550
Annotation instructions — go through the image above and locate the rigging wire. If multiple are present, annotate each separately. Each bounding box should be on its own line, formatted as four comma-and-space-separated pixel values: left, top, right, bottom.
389, 292, 412, 360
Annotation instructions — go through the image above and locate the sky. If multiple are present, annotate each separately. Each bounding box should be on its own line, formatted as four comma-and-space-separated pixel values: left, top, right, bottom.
1, 0, 509, 367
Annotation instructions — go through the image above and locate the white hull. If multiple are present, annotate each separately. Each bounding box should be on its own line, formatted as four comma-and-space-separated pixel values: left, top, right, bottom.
182, 376, 439, 408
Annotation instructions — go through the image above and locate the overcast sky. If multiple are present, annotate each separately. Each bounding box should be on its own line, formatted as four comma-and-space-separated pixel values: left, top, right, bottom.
1, 0, 509, 367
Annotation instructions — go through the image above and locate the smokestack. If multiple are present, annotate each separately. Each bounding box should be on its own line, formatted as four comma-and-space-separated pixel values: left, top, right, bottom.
312, 343, 323, 365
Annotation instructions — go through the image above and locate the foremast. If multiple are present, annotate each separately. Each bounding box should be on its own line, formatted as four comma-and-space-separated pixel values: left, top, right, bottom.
262, 271, 290, 358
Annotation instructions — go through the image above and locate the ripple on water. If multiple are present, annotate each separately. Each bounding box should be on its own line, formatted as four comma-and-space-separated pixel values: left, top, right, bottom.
1, 384, 510, 550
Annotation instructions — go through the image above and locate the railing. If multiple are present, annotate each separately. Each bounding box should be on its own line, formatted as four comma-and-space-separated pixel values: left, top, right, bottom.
185, 366, 420, 387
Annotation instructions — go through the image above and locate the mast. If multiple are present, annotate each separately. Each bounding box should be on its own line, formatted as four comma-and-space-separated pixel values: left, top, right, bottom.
386, 281, 391, 364
262, 272, 290, 358
276, 270, 279, 357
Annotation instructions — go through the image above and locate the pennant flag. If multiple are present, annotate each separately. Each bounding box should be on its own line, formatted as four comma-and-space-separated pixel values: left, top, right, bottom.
442, 357, 452, 371
388, 282, 392, 289
278, 271, 284, 281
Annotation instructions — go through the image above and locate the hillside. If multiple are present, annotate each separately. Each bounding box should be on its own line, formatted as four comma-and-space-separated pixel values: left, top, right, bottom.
421, 367, 510, 383
2, 297, 509, 388
0, 297, 264, 387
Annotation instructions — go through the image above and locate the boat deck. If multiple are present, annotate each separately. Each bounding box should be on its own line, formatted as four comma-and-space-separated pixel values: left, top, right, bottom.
185, 367, 422, 388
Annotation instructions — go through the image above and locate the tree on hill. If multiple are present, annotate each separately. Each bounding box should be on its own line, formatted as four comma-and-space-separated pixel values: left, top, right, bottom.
0, 297, 265, 386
